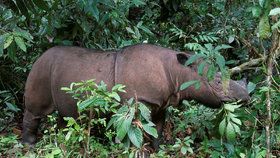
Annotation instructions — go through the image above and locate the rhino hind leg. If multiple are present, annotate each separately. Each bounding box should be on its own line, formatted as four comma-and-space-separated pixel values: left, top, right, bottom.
151, 109, 166, 150
22, 110, 41, 145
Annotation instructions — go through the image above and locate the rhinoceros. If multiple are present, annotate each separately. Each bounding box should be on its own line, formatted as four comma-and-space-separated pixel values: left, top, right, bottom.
22, 44, 250, 145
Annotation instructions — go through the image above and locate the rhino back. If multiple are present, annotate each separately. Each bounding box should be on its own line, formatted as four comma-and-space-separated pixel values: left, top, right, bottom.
116, 44, 177, 108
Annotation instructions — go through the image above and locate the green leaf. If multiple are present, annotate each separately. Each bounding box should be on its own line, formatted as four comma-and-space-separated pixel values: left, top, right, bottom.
181, 146, 187, 155
14, 36, 27, 52
226, 122, 236, 141
198, 61, 206, 76
143, 123, 158, 138
259, 0, 266, 7
127, 126, 143, 148
219, 118, 226, 136
232, 123, 241, 135
214, 44, 232, 52
107, 116, 117, 129
61, 87, 71, 91
180, 80, 199, 91
78, 98, 95, 111
231, 117, 242, 126
5, 102, 20, 112
112, 84, 126, 92
194, 81, 201, 90
91, 1, 99, 21
184, 43, 203, 51
126, 27, 135, 34
117, 114, 133, 141
272, 20, 280, 30
247, 82, 256, 94
65, 130, 72, 141
269, 8, 280, 16
51, 148, 61, 155
252, 6, 262, 17
139, 103, 151, 121
215, 53, 225, 70
207, 64, 216, 81
221, 69, 230, 93
185, 54, 203, 66
258, 15, 271, 39
4, 35, 13, 49
224, 104, 235, 112
110, 92, 121, 102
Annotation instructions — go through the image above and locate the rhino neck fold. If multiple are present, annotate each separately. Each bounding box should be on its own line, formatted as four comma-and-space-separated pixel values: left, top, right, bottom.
175, 67, 222, 107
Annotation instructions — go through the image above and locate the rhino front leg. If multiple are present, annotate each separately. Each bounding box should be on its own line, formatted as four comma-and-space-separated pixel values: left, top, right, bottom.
22, 110, 41, 145
151, 109, 166, 150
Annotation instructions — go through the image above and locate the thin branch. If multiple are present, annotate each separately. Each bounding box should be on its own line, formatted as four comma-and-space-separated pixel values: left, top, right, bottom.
229, 57, 266, 74
265, 16, 280, 158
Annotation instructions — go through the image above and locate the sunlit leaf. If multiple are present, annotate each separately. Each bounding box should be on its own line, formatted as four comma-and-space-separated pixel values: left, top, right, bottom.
269, 8, 280, 16
143, 123, 158, 138
226, 122, 236, 141
247, 82, 256, 94
181, 146, 187, 155
14, 36, 26, 52
4, 35, 13, 49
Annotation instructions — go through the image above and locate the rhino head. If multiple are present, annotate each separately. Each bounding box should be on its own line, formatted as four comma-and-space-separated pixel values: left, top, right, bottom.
207, 73, 250, 107
176, 53, 250, 108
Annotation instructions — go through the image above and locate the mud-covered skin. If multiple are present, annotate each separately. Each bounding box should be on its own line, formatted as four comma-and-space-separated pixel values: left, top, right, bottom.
22, 44, 250, 146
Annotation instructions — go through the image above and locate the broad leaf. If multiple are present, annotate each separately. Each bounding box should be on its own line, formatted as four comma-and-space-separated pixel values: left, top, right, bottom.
139, 103, 151, 121
127, 126, 143, 148
181, 146, 187, 155
224, 104, 235, 112
215, 53, 226, 70
247, 82, 256, 94
198, 61, 206, 76
226, 122, 236, 141
5, 102, 20, 112
117, 114, 133, 141
214, 44, 232, 52
4, 35, 13, 49
185, 54, 203, 66
269, 8, 280, 16
143, 123, 158, 138
231, 117, 242, 126
14, 36, 27, 52
219, 118, 226, 136
180, 80, 199, 91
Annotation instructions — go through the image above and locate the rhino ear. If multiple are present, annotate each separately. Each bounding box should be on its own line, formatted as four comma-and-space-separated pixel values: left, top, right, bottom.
176, 53, 190, 65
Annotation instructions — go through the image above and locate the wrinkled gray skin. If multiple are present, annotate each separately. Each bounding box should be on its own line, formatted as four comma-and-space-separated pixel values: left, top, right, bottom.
22, 44, 250, 147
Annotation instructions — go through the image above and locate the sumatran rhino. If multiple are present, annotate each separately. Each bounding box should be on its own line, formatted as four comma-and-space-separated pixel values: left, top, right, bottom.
22, 44, 250, 145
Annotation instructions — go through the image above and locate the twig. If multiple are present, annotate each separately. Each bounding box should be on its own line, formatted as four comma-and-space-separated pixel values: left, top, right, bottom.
229, 57, 266, 74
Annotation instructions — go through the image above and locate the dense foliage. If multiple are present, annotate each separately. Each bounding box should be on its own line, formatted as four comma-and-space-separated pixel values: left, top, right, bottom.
0, 0, 279, 157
